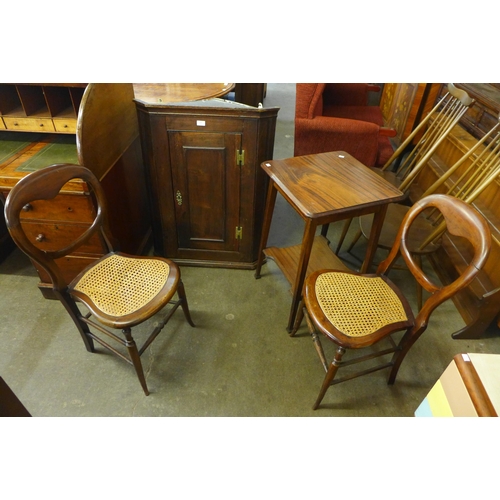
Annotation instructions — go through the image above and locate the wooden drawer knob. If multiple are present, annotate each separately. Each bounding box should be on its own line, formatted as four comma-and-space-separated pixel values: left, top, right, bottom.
22, 203, 33, 212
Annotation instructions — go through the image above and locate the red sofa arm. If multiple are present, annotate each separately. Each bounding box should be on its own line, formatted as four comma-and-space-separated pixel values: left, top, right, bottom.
294, 116, 381, 167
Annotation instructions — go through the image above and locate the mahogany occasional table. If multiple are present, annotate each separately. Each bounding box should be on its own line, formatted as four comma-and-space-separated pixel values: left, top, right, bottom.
254, 151, 405, 332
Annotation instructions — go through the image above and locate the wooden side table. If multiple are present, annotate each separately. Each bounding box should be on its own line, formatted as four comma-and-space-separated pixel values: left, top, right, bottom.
254, 151, 405, 332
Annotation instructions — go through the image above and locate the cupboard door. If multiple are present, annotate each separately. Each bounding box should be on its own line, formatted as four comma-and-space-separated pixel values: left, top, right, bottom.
168, 131, 241, 253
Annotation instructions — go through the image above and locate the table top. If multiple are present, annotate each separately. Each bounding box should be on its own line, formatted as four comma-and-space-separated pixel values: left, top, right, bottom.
261, 151, 405, 218
133, 83, 235, 105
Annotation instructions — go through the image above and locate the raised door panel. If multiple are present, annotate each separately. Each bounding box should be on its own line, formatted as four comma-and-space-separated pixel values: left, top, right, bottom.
169, 131, 241, 254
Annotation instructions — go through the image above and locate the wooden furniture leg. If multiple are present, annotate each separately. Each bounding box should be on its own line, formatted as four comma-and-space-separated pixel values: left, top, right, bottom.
255, 181, 277, 279
360, 205, 388, 273
288, 218, 317, 332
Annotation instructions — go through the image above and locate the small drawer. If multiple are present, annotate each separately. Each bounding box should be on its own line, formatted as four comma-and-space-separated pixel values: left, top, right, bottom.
3, 117, 55, 132
21, 221, 105, 255
53, 119, 77, 133
19, 193, 95, 223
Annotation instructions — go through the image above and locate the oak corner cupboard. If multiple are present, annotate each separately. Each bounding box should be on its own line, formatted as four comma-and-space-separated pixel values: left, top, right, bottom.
135, 98, 279, 269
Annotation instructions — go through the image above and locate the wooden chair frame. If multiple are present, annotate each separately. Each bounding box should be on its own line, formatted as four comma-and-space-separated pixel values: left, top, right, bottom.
303, 194, 491, 410
4, 163, 195, 395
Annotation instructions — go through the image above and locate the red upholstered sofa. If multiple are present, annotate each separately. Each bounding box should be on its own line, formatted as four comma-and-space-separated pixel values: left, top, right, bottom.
294, 83, 396, 168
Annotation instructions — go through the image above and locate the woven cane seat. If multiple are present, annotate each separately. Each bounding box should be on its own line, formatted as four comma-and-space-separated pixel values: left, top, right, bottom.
314, 272, 409, 337
72, 254, 171, 317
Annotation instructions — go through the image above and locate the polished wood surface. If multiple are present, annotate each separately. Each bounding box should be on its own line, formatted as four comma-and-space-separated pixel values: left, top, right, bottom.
264, 235, 350, 287
0, 84, 152, 297
0, 84, 86, 134
4, 163, 195, 395
136, 98, 279, 268
77, 83, 138, 180
263, 151, 404, 218
304, 195, 491, 410
255, 151, 405, 332
133, 83, 234, 105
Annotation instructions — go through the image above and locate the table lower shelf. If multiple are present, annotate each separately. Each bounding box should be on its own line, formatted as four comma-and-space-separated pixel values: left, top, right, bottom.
263, 235, 350, 286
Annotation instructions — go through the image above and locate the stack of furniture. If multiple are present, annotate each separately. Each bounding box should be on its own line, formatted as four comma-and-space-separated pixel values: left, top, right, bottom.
0, 84, 151, 297
355, 84, 500, 340
0, 83, 86, 134
411, 115, 500, 339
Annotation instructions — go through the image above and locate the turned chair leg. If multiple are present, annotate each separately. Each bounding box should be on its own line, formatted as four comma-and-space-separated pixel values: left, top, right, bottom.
313, 346, 346, 410
122, 328, 149, 396
177, 280, 195, 327
58, 292, 95, 353
387, 331, 421, 385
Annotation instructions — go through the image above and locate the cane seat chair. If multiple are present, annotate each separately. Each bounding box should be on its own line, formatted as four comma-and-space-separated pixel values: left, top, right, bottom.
4, 163, 195, 396
303, 194, 491, 410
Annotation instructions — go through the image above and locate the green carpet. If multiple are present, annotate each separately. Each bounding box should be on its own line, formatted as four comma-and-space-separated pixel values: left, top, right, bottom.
0, 131, 42, 165
15, 135, 78, 172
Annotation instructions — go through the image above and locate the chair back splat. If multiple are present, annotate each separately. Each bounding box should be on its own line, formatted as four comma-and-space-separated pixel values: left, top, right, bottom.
4, 163, 195, 395
303, 194, 491, 410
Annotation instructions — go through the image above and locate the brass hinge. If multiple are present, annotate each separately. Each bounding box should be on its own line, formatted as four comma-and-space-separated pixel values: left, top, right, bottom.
235, 226, 243, 239
236, 149, 245, 166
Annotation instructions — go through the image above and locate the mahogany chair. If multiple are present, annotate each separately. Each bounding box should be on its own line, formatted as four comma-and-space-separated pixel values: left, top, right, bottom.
294, 83, 397, 168
302, 194, 491, 410
4, 163, 195, 396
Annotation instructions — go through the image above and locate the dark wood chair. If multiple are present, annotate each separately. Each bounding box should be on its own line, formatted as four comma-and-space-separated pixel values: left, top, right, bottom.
302, 194, 491, 410
4, 163, 195, 396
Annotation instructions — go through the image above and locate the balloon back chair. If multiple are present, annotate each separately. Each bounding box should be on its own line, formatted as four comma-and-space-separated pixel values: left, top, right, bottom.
302, 194, 491, 410
4, 163, 195, 396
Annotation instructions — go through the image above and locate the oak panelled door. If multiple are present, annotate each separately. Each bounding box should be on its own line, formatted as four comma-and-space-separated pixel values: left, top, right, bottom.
169, 130, 241, 256
135, 97, 279, 269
